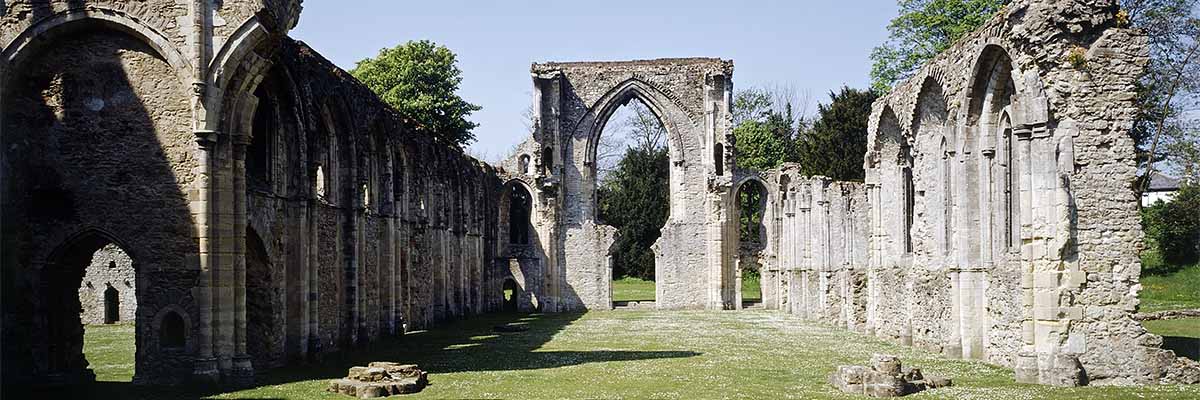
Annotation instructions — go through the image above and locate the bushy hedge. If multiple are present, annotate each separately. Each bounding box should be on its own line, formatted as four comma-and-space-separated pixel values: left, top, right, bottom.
1142, 185, 1200, 273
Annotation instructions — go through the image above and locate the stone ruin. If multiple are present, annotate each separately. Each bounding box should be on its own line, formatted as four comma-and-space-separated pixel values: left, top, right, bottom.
327, 362, 429, 398
78, 244, 136, 325
830, 354, 952, 397
0, 0, 1196, 389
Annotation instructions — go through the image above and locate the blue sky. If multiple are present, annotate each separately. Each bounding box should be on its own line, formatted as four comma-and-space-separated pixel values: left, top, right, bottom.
291, 0, 898, 159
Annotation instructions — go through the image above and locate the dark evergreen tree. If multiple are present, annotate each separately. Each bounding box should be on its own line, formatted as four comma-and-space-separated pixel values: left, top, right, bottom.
797, 86, 879, 181
597, 146, 670, 280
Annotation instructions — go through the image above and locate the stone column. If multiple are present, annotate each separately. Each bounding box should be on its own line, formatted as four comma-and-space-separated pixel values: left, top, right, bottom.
229, 132, 253, 384
307, 163, 321, 360
381, 157, 397, 335
945, 269, 963, 358
191, 130, 221, 383
1014, 126, 1038, 383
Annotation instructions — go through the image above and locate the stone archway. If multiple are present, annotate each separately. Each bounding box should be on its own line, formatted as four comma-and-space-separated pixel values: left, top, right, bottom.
39, 231, 140, 384
522, 59, 736, 311
733, 176, 770, 308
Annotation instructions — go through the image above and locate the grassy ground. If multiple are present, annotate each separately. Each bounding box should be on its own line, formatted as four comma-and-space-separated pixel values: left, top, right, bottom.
1137, 261, 1200, 339
1143, 318, 1200, 339
1139, 263, 1200, 313
83, 323, 137, 382
612, 277, 655, 302
611, 276, 762, 303
20, 311, 1199, 399
742, 275, 761, 302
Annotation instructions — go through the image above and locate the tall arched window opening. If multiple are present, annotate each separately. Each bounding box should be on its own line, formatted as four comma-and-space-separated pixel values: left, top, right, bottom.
902, 144, 915, 254
508, 184, 532, 245
249, 87, 276, 190
737, 180, 768, 247
594, 96, 670, 291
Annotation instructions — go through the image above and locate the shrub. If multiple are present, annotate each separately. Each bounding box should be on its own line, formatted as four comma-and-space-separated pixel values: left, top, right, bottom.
1143, 185, 1200, 273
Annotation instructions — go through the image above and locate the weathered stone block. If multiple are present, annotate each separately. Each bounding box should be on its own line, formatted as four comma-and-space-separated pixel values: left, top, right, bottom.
329, 363, 429, 398
830, 355, 951, 397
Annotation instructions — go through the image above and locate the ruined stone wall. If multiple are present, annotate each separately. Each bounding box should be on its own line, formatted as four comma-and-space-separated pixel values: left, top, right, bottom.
1, 0, 505, 386
2, 26, 202, 384
757, 166, 870, 327
856, 0, 1198, 385
239, 39, 504, 369
522, 59, 736, 311
752, 1, 1198, 386
78, 245, 137, 325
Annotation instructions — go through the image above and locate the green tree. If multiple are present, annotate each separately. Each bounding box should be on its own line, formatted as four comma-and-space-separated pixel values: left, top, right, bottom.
797, 87, 880, 181
351, 40, 481, 147
733, 113, 795, 171
598, 146, 670, 280
1122, 0, 1200, 192
870, 0, 1008, 92
1143, 185, 1200, 270
732, 87, 774, 127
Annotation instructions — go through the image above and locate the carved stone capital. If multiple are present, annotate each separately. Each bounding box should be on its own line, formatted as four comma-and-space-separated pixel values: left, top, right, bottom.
193, 130, 220, 150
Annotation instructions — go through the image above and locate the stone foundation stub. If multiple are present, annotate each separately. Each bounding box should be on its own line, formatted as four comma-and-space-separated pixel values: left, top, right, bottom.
829, 354, 952, 397
328, 362, 429, 398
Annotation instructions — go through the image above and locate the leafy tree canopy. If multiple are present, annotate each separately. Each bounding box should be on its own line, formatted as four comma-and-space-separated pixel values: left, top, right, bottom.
1142, 184, 1200, 269
351, 40, 481, 147
733, 112, 796, 171
870, 0, 1008, 92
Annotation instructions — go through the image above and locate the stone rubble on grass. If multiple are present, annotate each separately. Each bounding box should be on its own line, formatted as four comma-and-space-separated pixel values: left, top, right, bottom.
829, 354, 952, 397
327, 362, 429, 398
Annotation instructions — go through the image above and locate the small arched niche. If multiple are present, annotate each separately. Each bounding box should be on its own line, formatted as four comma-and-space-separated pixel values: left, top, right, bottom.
159, 311, 186, 350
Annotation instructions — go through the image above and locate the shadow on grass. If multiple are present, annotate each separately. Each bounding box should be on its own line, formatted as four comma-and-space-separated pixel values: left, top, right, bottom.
4, 312, 699, 399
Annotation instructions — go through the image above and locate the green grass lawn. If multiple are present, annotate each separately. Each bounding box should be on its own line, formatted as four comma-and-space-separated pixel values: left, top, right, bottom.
83, 323, 137, 382
742, 274, 761, 302
21, 310, 1200, 399
612, 277, 655, 302
1143, 318, 1200, 339
1139, 263, 1200, 313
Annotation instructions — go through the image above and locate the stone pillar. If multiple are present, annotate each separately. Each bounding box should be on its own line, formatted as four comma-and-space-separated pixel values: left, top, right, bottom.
1014, 126, 1038, 383
307, 163, 322, 360
191, 129, 221, 383
346, 152, 361, 346
800, 190, 811, 319
229, 132, 253, 384
945, 269, 963, 358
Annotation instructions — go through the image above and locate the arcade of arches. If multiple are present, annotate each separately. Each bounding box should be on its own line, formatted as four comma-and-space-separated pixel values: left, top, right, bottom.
1, 0, 1196, 389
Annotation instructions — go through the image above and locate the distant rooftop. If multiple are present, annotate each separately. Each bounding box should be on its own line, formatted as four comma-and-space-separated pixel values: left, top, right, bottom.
1147, 172, 1182, 192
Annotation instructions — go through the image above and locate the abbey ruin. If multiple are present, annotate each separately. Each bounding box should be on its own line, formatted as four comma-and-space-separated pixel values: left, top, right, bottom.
1, 0, 1196, 389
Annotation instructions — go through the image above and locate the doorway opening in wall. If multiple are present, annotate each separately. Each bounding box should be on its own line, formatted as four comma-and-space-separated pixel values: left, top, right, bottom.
103, 285, 120, 324
736, 179, 768, 307
596, 97, 670, 308
502, 279, 519, 312
246, 227, 282, 371
55, 237, 139, 383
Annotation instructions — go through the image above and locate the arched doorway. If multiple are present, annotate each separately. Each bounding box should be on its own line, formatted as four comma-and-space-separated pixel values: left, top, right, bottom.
498, 180, 541, 312
529, 60, 733, 311
502, 279, 520, 312
44, 232, 139, 383
509, 184, 532, 246
735, 178, 769, 308
595, 97, 671, 308
104, 286, 120, 324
